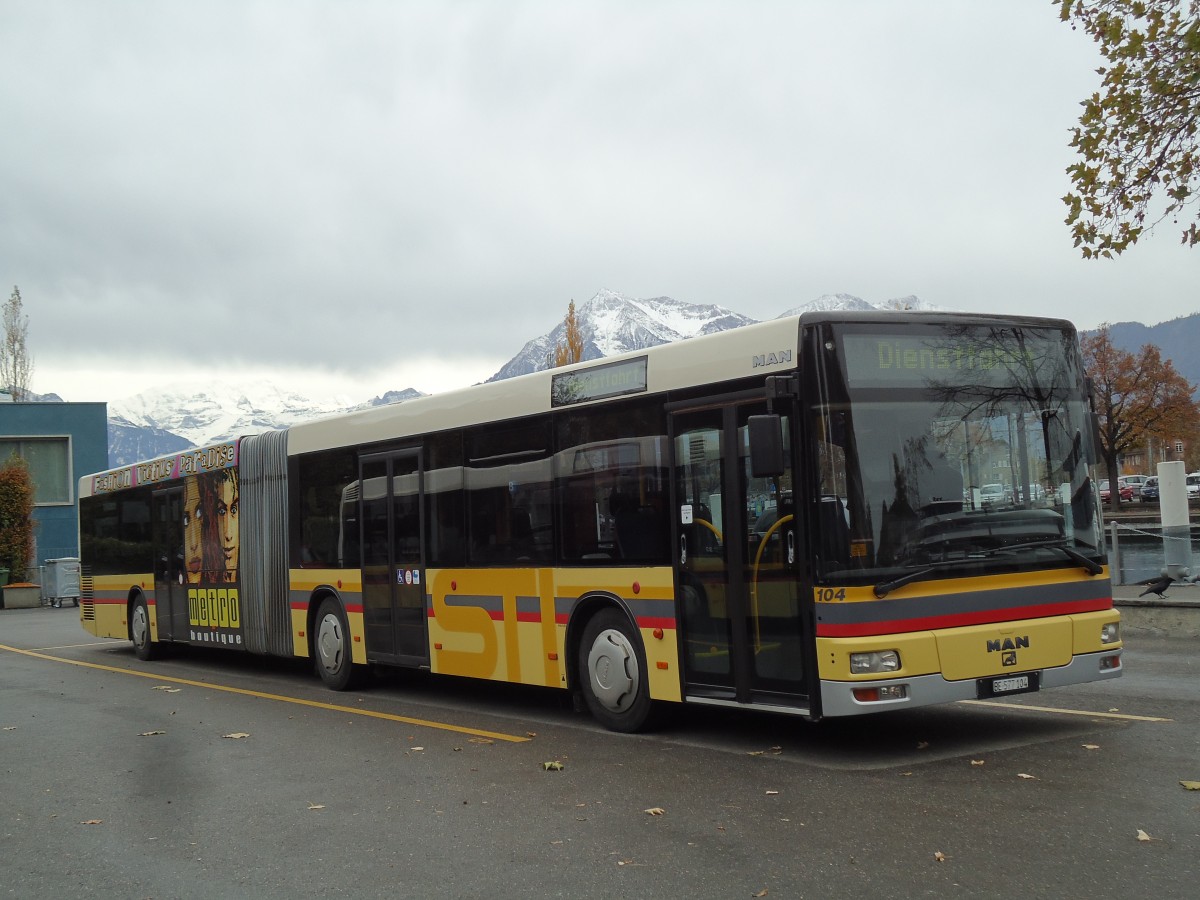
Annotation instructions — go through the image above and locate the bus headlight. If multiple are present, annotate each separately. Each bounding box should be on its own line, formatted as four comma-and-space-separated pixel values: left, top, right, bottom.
849, 650, 901, 674
1101, 622, 1120, 644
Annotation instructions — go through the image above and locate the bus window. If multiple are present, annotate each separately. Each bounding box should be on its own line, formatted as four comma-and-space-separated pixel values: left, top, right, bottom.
467, 420, 553, 564
555, 402, 669, 563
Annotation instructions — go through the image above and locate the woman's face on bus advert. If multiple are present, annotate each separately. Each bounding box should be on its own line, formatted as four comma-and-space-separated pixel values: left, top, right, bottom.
183, 477, 204, 582
218, 473, 239, 580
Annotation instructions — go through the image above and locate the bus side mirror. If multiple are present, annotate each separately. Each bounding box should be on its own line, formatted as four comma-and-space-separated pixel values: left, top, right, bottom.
748, 415, 785, 477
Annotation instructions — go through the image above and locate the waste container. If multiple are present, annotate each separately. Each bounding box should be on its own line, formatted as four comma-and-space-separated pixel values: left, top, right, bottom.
41, 558, 81, 608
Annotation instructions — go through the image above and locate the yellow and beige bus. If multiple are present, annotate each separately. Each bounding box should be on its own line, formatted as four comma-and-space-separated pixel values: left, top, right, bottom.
78, 311, 1122, 731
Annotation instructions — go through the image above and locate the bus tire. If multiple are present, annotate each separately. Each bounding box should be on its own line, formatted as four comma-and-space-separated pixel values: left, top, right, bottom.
130, 595, 158, 661
314, 598, 356, 691
578, 607, 654, 733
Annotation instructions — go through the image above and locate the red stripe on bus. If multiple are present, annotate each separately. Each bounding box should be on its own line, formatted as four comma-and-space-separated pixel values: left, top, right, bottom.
815, 597, 1113, 637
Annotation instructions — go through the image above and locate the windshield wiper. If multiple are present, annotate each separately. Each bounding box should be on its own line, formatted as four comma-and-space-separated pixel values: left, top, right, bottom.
975, 538, 1104, 576
873, 563, 949, 598
872, 539, 1103, 598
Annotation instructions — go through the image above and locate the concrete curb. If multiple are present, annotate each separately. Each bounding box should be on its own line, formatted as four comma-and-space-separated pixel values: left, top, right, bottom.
1113, 585, 1200, 638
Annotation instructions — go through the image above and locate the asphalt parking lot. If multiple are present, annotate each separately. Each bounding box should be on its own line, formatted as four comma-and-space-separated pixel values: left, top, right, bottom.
2, 605, 1197, 899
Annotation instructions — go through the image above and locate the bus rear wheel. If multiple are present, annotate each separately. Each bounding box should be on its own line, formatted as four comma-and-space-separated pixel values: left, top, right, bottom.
130, 596, 158, 661
314, 598, 356, 691
578, 608, 654, 733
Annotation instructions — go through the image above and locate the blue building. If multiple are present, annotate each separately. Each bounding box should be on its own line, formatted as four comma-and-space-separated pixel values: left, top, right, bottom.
0, 400, 108, 564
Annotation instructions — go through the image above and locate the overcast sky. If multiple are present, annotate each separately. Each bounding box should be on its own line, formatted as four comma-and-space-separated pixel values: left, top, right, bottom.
3, 1, 1196, 405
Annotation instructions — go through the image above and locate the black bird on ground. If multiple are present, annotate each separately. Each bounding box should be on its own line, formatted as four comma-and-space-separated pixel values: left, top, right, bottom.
1138, 575, 1174, 598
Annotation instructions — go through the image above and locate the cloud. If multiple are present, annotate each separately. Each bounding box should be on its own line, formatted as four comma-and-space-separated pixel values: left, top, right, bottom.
2, 1, 1196, 401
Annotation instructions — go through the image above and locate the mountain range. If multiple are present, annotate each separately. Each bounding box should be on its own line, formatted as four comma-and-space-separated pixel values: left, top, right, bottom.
40, 290, 1200, 467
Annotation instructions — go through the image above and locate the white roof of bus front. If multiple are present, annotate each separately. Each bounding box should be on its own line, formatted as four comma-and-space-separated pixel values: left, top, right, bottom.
285, 315, 805, 457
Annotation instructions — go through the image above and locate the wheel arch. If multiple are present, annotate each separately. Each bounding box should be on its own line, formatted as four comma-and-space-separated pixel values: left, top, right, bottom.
127, 586, 149, 643
564, 590, 638, 696
305, 585, 346, 657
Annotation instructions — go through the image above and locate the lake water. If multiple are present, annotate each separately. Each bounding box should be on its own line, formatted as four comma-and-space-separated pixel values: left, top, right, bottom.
1106, 523, 1200, 584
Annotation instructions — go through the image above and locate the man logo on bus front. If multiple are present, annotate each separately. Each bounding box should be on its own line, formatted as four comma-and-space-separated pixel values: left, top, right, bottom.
1002, 651, 1018, 667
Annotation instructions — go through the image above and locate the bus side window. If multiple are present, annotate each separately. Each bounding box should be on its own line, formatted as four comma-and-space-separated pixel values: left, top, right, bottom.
555, 401, 670, 564
466, 420, 553, 565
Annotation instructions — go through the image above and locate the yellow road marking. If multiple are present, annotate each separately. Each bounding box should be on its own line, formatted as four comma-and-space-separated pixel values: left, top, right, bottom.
962, 699, 1172, 722
32, 641, 122, 651
0, 643, 531, 742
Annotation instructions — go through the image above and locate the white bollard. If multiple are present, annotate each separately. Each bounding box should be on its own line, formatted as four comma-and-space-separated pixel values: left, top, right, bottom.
1157, 461, 1191, 580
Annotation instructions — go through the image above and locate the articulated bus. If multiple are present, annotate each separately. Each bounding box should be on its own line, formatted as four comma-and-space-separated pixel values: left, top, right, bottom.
78, 311, 1122, 731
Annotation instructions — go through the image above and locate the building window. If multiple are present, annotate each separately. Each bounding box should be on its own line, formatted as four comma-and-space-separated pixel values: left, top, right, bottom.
0, 437, 72, 505
1176, 440, 1185, 455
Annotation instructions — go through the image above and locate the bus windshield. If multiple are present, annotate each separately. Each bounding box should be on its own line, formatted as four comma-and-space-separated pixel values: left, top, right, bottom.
812, 321, 1104, 586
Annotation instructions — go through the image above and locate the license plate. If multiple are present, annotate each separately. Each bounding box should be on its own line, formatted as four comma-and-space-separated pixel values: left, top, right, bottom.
993, 676, 1029, 693
977, 671, 1040, 698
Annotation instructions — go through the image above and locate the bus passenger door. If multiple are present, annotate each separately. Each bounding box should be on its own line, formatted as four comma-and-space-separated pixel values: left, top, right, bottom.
151, 488, 188, 642
359, 450, 429, 666
670, 398, 809, 707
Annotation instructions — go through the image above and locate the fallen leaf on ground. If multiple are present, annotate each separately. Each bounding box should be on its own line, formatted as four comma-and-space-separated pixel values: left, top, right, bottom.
916, 741, 930, 750
1082, 744, 1100, 751
934, 851, 947, 862
765, 790, 779, 796
970, 760, 985, 766
469, 737, 494, 744
151, 686, 181, 693
1136, 829, 1153, 842
222, 732, 250, 739
644, 807, 665, 816
754, 889, 769, 897
411, 747, 424, 752
138, 731, 166, 736
81, 819, 103, 825
1017, 773, 1037, 780
307, 803, 325, 810
1180, 781, 1200, 791
543, 761, 564, 771
2, 726, 15, 731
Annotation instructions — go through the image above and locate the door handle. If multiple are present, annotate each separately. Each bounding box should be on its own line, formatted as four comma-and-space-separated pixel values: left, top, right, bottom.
680, 533, 688, 567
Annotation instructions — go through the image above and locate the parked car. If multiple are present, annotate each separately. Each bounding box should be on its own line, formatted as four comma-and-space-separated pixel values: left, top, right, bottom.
979, 483, 1007, 505
1099, 479, 1134, 502
1120, 474, 1149, 502
1139, 476, 1159, 502
1188, 473, 1200, 498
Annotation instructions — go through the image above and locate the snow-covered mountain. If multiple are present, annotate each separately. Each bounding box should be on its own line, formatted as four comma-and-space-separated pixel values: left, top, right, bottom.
486, 289, 756, 382
776, 293, 948, 317
96, 291, 944, 465
107, 383, 425, 465
488, 289, 947, 381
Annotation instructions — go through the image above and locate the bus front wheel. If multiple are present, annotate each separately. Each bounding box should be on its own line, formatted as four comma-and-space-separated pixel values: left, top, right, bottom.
314, 599, 356, 691
578, 608, 654, 733
130, 596, 158, 661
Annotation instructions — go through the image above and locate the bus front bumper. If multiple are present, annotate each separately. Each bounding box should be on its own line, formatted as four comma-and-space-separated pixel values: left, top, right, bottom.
818, 648, 1123, 718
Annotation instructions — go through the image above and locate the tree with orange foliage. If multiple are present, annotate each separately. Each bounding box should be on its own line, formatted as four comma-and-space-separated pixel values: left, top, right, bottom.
0, 454, 36, 582
553, 300, 585, 367
1081, 325, 1200, 508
